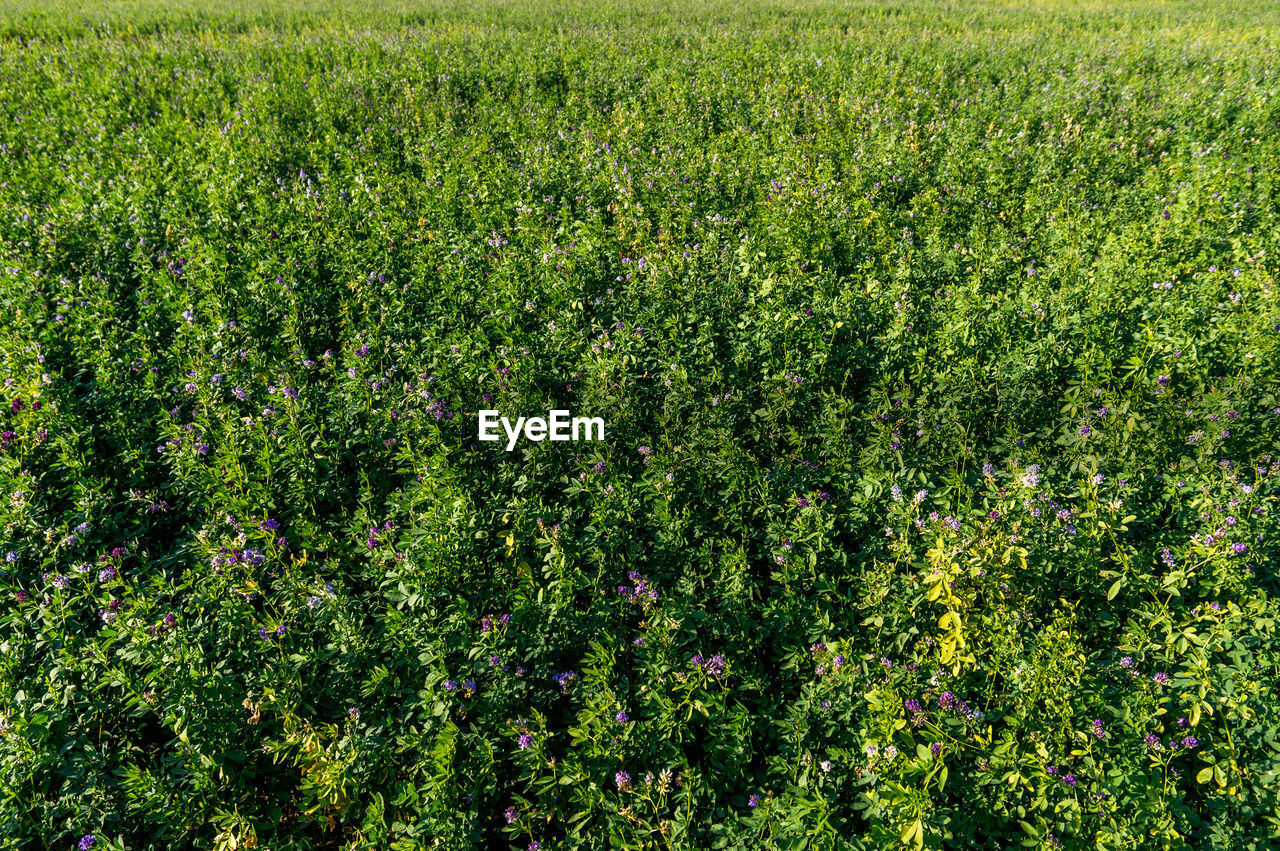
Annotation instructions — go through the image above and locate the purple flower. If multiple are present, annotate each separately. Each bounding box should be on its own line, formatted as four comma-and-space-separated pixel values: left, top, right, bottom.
444, 680, 458, 691
615, 711, 629, 723
518, 733, 533, 750
702, 654, 727, 677
504, 806, 521, 823
1144, 733, 1161, 749
1153, 672, 1170, 685
1181, 736, 1199, 749
748, 793, 761, 808
1063, 774, 1078, 787
258, 518, 279, 531
79, 837, 96, 851
1232, 543, 1249, 555
615, 770, 631, 790
1090, 719, 1107, 740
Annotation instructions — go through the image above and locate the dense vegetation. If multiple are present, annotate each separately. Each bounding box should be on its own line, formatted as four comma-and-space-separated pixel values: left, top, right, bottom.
1, 0, 1278, 847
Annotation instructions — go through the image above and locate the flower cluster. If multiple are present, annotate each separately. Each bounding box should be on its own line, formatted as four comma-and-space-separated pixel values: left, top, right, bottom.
691, 654, 727, 677
617, 571, 659, 609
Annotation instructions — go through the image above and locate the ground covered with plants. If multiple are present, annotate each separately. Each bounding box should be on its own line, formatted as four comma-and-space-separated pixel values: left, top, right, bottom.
1, 0, 1279, 848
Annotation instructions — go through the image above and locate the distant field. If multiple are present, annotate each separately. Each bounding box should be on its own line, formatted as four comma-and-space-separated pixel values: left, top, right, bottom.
1, 1, 1278, 848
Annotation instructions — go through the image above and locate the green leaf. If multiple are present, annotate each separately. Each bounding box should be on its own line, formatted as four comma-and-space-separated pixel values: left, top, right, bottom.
1106, 577, 1125, 600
